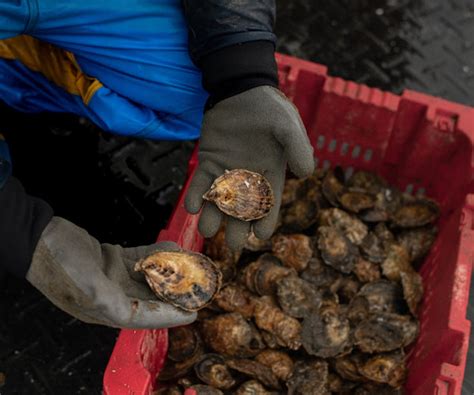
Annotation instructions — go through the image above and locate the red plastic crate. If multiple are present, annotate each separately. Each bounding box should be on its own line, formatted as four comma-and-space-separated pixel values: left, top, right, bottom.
103, 53, 474, 395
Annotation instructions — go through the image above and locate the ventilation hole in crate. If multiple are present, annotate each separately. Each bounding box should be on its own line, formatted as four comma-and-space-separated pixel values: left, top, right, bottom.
351, 145, 361, 159
316, 135, 325, 150
345, 167, 354, 180
363, 149, 373, 162
405, 184, 414, 194
328, 139, 337, 152
322, 160, 331, 171
340, 142, 349, 156
417, 188, 426, 196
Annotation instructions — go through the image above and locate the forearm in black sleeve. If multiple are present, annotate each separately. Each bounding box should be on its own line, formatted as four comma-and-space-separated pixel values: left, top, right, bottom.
182, 0, 279, 107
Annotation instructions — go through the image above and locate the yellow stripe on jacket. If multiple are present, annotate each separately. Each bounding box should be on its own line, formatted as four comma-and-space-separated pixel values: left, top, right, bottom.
0, 36, 102, 105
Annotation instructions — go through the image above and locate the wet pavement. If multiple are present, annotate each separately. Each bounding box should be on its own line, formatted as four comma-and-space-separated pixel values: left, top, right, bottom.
0, 0, 473, 393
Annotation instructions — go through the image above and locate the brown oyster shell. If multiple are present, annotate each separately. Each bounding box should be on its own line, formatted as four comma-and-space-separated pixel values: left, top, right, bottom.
287, 360, 330, 395
188, 385, 223, 395
135, 251, 222, 312
200, 313, 265, 357
255, 350, 294, 381
244, 231, 272, 252
280, 199, 319, 232
213, 282, 257, 319
320, 208, 368, 245
347, 171, 387, 194
322, 167, 345, 207
339, 191, 375, 213
354, 313, 419, 353
167, 325, 202, 363
353, 258, 381, 283
360, 232, 387, 263
397, 226, 437, 263
317, 226, 359, 274
333, 353, 367, 382
400, 270, 424, 315
381, 244, 412, 282
194, 354, 235, 390
276, 275, 322, 318
226, 359, 281, 390
358, 350, 407, 388
391, 198, 440, 228
203, 169, 274, 221
301, 255, 342, 288
253, 296, 302, 350
271, 234, 313, 272
301, 305, 352, 358
234, 380, 279, 395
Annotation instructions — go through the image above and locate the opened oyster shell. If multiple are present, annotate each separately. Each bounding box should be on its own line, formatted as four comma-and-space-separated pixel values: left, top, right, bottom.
203, 169, 274, 221
135, 250, 222, 312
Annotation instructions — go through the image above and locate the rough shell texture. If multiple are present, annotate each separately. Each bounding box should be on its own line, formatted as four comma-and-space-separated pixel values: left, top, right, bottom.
167, 325, 202, 362
322, 167, 345, 207
333, 353, 367, 382
347, 171, 387, 194
234, 380, 279, 395
320, 208, 368, 246
255, 350, 294, 381
226, 358, 281, 390
287, 360, 330, 395
360, 233, 387, 263
135, 251, 222, 312
253, 297, 302, 350
398, 226, 437, 262
194, 354, 235, 390
280, 199, 319, 232
188, 385, 223, 395
200, 313, 265, 357
400, 270, 424, 315
213, 283, 256, 319
203, 169, 274, 221
339, 191, 375, 213
302, 306, 352, 358
301, 255, 341, 288
357, 280, 407, 315
159, 340, 204, 381
277, 275, 322, 318
391, 198, 440, 228
354, 313, 419, 353
381, 244, 412, 282
358, 351, 407, 388
353, 258, 381, 283
271, 234, 313, 272
318, 226, 358, 274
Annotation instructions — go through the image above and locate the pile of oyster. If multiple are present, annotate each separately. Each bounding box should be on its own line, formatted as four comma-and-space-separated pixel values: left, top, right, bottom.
156, 168, 439, 395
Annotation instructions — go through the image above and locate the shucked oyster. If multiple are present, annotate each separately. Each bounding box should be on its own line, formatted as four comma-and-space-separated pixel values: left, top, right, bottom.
203, 169, 274, 221
135, 251, 222, 312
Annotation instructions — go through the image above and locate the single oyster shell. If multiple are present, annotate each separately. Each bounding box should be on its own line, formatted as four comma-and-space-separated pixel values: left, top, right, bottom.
360, 232, 387, 263
188, 385, 223, 395
347, 171, 387, 194
328, 372, 358, 393
276, 275, 322, 318
301, 255, 342, 288
381, 244, 412, 282
391, 198, 440, 228
322, 167, 345, 207
353, 258, 381, 283
234, 380, 279, 395
301, 305, 352, 358
354, 313, 419, 353
358, 351, 407, 388
356, 280, 407, 315
226, 358, 281, 390
339, 191, 375, 213
280, 198, 319, 232
203, 169, 274, 221
400, 270, 424, 315
271, 234, 313, 272
320, 208, 368, 245
135, 251, 222, 312
200, 313, 265, 357
287, 360, 330, 395
397, 226, 437, 263
213, 282, 256, 319
159, 338, 204, 381
317, 226, 359, 274
333, 353, 367, 382
253, 296, 302, 350
255, 350, 294, 381
194, 354, 235, 390
167, 324, 202, 362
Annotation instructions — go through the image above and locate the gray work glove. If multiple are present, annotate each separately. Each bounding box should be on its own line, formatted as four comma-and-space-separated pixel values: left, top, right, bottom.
185, 86, 315, 249
26, 217, 196, 329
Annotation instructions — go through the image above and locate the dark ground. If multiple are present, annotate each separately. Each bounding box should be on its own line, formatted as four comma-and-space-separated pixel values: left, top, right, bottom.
0, 0, 473, 393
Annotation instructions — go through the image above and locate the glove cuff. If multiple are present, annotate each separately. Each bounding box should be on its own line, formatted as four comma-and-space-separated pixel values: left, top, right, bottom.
0, 178, 54, 278
199, 41, 279, 109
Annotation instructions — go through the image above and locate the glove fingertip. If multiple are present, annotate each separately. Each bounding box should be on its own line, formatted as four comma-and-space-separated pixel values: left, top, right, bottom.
198, 203, 223, 238
184, 192, 203, 214
288, 151, 315, 179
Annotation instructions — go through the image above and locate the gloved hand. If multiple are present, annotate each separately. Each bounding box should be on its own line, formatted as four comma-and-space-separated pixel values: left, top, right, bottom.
27, 218, 196, 328
185, 86, 315, 250
1, 177, 195, 329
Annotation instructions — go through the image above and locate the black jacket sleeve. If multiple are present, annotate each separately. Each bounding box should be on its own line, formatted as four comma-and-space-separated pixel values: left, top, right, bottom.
182, 1, 279, 107
0, 177, 53, 278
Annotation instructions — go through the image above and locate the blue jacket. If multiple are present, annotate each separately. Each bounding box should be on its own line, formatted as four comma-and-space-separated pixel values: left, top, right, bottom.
0, 0, 276, 141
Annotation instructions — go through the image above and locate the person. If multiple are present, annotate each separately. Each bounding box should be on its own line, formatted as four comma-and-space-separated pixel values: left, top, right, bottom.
0, 1, 314, 329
